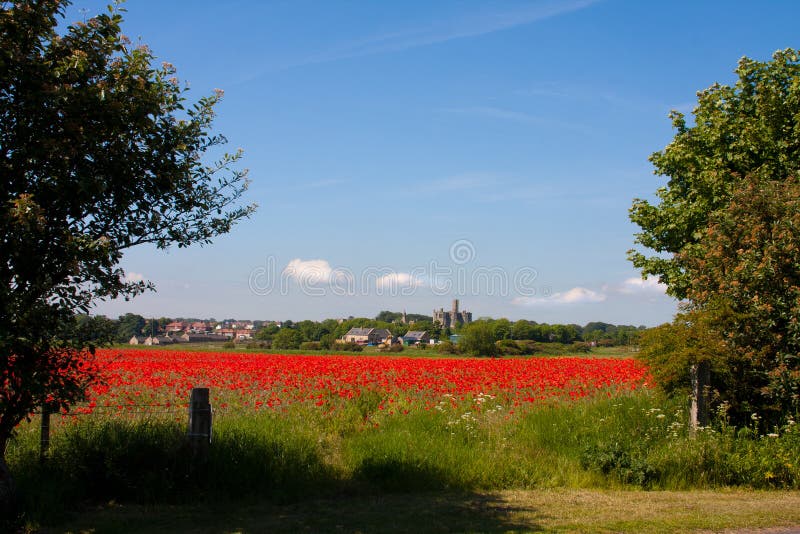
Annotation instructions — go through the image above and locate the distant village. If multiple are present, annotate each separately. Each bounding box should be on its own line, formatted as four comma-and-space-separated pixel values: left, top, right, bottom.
129, 300, 474, 348
128, 319, 260, 346
120, 298, 645, 351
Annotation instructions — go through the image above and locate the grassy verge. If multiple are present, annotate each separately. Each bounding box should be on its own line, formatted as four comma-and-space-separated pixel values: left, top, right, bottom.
8, 391, 800, 530
35, 489, 800, 533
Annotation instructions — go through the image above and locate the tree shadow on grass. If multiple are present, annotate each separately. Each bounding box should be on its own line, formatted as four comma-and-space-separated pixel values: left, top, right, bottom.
29, 432, 550, 532
48, 490, 546, 533
272, 491, 546, 533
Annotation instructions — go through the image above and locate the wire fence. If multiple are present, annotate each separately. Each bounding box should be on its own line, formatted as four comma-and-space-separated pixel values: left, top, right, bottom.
32, 403, 189, 417
31, 405, 258, 418
35, 388, 215, 461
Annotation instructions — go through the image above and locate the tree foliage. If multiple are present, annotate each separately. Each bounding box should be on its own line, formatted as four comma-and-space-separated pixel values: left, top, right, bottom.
460, 321, 499, 357
629, 49, 800, 299
686, 177, 800, 421
271, 328, 305, 350
638, 310, 735, 402
55, 314, 118, 349
374, 310, 430, 324
0, 0, 253, 468
294, 320, 331, 343
255, 323, 281, 341
632, 49, 800, 424
116, 313, 146, 343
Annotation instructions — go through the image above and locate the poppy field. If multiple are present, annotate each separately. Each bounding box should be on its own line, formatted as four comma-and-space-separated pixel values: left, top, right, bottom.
10, 346, 800, 530
80, 348, 650, 416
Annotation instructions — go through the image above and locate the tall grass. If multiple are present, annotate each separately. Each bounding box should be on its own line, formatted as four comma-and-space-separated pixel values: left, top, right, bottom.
7, 391, 800, 526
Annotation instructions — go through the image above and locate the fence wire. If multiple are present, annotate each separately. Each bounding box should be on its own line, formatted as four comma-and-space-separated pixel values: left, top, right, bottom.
30, 399, 272, 420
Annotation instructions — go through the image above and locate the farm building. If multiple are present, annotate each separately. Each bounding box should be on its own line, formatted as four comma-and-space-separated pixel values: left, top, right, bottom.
144, 336, 175, 345
165, 321, 187, 334
189, 321, 210, 333
403, 331, 430, 345
176, 333, 229, 343
341, 327, 392, 345
217, 328, 255, 340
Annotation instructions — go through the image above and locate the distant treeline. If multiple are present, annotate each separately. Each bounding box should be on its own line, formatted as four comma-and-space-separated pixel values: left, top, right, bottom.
72, 312, 646, 349
245, 317, 644, 350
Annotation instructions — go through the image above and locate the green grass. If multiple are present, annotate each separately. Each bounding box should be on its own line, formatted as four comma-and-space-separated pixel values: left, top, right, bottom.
8, 391, 800, 531
28, 489, 800, 533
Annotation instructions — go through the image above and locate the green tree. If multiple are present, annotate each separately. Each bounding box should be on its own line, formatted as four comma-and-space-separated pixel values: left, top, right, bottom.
392, 323, 410, 337
406, 313, 432, 323
271, 328, 305, 350
116, 313, 146, 343
320, 319, 340, 333
685, 177, 800, 422
511, 320, 536, 341
0, 0, 254, 506
442, 326, 452, 340
631, 49, 800, 425
428, 321, 442, 341
460, 321, 499, 357
583, 322, 611, 338
551, 324, 580, 344
637, 312, 726, 399
492, 318, 512, 340
295, 320, 330, 342
533, 324, 553, 342
68, 314, 118, 347
375, 310, 401, 323
255, 323, 281, 341
613, 326, 644, 347
629, 49, 800, 299
141, 317, 169, 337
319, 333, 335, 350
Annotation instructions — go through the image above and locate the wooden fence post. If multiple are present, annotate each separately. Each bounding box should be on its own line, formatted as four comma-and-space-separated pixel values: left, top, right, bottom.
188, 387, 212, 460
690, 360, 710, 433
39, 404, 50, 464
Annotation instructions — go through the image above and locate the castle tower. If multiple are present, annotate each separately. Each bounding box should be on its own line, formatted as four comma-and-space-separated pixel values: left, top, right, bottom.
452, 299, 459, 325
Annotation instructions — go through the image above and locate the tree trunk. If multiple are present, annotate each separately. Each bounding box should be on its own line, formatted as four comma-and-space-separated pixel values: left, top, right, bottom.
0, 453, 17, 524
690, 360, 711, 433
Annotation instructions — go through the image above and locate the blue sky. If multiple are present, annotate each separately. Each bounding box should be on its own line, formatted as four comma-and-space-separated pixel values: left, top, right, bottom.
78, 0, 799, 325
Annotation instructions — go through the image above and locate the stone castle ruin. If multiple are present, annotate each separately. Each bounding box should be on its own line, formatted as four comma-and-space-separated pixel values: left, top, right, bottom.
433, 299, 472, 328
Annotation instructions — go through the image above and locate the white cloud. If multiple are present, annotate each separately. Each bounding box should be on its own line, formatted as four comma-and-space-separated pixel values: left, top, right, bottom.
512, 278, 669, 308
619, 277, 667, 294
123, 272, 146, 283
283, 259, 346, 286
512, 286, 607, 306
375, 272, 425, 289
